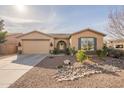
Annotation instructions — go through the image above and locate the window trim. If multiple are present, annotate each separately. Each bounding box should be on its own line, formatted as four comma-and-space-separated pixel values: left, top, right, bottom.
78, 37, 97, 51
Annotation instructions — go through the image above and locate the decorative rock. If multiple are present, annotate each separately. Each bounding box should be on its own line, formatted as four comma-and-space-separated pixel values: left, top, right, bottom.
95, 64, 121, 72
64, 60, 71, 65
54, 62, 121, 82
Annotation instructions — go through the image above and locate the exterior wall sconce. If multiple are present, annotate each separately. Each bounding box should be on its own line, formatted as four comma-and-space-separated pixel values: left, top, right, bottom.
50, 42, 53, 47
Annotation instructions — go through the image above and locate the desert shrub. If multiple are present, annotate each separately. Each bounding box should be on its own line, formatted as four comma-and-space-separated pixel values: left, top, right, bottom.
96, 45, 108, 58
65, 47, 77, 56
52, 48, 59, 54
65, 48, 70, 55
108, 49, 124, 59
96, 50, 103, 57
102, 45, 108, 56
96, 49, 108, 58
69, 47, 77, 56
76, 50, 88, 63
107, 48, 114, 57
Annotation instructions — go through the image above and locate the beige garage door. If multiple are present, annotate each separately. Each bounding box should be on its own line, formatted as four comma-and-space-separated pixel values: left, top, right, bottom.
22, 39, 50, 54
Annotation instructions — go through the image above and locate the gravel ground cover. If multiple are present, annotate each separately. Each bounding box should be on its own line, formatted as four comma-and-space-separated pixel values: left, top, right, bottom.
54, 63, 121, 82
9, 56, 124, 88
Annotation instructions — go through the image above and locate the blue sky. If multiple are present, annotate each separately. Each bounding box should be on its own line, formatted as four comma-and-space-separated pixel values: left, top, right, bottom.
0, 5, 122, 34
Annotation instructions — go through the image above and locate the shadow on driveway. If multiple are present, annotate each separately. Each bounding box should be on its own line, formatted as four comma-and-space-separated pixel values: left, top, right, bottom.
11, 54, 47, 67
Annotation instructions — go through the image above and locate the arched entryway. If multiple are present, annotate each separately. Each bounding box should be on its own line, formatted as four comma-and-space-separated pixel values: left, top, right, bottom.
57, 41, 66, 52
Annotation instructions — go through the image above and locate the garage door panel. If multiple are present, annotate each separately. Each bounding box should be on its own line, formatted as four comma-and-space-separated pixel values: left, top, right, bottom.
22, 40, 49, 54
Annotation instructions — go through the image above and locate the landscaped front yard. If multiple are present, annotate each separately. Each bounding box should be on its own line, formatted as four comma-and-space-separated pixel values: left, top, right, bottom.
9, 55, 124, 88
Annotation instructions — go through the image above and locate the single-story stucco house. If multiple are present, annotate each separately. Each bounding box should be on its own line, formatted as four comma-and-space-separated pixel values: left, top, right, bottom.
107, 39, 124, 50
17, 28, 106, 54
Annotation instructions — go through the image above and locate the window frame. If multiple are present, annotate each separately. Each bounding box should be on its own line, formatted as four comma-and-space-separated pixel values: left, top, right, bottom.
78, 37, 97, 51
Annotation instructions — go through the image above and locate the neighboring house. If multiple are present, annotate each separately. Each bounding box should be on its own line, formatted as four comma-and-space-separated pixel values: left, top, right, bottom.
107, 39, 124, 50
0, 33, 22, 54
17, 28, 106, 54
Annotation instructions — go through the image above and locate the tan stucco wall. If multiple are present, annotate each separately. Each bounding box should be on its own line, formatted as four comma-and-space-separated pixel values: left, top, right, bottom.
18, 30, 105, 54
54, 38, 69, 48
0, 36, 20, 54
6, 36, 19, 45
70, 30, 104, 50
0, 44, 17, 54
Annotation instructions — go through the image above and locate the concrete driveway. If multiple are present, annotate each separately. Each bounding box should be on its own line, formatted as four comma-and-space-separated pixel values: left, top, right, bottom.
0, 54, 47, 88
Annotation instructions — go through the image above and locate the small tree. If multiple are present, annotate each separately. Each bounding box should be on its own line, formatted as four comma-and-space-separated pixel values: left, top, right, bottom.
107, 7, 124, 39
0, 18, 7, 54
0, 19, 7, 43
0, 19, 4, 31
0, 31, 7, 43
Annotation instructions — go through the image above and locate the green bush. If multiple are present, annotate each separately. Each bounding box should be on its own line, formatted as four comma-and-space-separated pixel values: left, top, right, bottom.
102, 45, 108, 56
0, 31, 7, 43
108, 49, 124, 59
76, 50, 88, 63
96, 49, 108, 58
69, 47, 76, 56
52, 48, 59, 54
96, 45, 108, 58
96, 50, 103, 57
65, 47, 77, 56
65, 48, 70, 55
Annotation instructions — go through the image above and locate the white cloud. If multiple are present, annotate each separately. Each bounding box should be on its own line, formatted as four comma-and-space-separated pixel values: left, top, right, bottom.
0, 15, 42, 23
1, 8, 62, 33
0, 5, 65, 33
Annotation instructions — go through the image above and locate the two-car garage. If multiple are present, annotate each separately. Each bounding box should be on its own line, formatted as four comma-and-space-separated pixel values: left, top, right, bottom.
18, 31, 53, 54
22, 39, 50, 54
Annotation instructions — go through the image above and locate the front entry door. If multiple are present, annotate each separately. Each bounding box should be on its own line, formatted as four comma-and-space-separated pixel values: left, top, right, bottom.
57, 41, 66, 51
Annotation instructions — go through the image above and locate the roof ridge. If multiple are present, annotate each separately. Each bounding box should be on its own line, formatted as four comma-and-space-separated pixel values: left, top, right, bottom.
71, 28, 106, 36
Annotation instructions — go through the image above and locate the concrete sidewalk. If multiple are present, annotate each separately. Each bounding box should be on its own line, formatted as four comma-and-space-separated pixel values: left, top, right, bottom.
0, 54, 47, 88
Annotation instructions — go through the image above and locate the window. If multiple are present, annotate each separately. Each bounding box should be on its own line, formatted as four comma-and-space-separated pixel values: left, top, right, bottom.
115, 45, 123, 48
80, 37, 96, 51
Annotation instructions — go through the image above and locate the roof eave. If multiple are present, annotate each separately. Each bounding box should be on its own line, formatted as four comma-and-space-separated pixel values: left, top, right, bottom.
16, 31, 53, 39
71, 28, 106, 37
